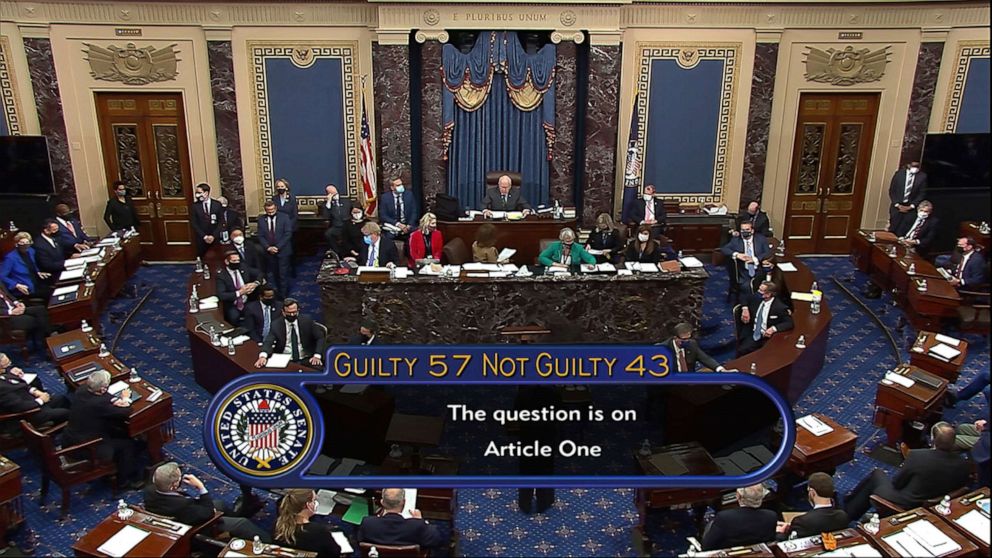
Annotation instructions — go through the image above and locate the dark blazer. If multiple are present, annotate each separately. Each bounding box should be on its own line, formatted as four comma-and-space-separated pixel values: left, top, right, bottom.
1, 249, 38, 294
788, 507, 849, 539
271, 193, 299, 230
318, 197, 355, 233
104, 197, 141, 231
895, 214, 939, 255
624, 241, 663, 264
357, 513, 444, 549
380, 190, 419, 227
276, 523, 341, 558
244, 300, 279, 343
659, 337, 720, 372
261, 315, 327, 359
480, 188, 532, 212
0, 373, 39, 413
742, 296, 794, 338
218, 209, 244, 236
721, 234, 771, 284
230, 241, 262, 272
258, 213, 293, 255
888, 169, 928, 206
736, 211, 771, 238
64, 388, 130, 444
358, 238, 400, 267
944, 250, 988, 288
341, 220, 368, 258
191, 199, 223, 241
33, 237, 66, 274
215, 266, 261, 306
56, 217, 92, 251
348, 334, 379, 345
628, 198, 667, 229
888, 448, 970, 508
586, 229, 621, 260
701, 507, 777, 550
144, 487, 217, 526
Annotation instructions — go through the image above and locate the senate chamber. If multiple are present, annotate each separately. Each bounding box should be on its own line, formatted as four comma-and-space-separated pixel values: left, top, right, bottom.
0, 1, 990, 557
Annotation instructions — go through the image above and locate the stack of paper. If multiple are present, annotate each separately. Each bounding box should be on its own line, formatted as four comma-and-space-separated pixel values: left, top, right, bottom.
929, 343, 961, 361
884, 519, 961, 557
392, 267, 410, 279
264, 354, 292, 368
64, 258, 87, 268
80, 248, 103, 257
52, 285, 79, 297
817, 544, 883, 557
497, 248, 516, 261
679, 256, 704, 268
953, 509, 990, 546
97, 237, 121, 247
489, 211, 506, 219
96, 525, 150, 557
463, 262, 500, 272
356, 266, 390, 274
934, 333, 961, 347
777, 262, 798, 272
314, 489, 338, 515
797, 415, 834, 436
59, 267, 86, 282
400, 488, 418, 518
624, 262, 659, 272
331, 532, 354, 554
506, 211, 524, 220
545, 267, 569, 274
499, 263, 519, 273
883, 372, 915, 388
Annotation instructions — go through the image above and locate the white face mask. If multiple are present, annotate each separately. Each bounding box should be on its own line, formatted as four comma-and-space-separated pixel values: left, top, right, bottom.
637, 233, 650, 242
352, 212, 363, 221
909, 167, 919, 175
232, 236, 245, 245
643, 194, 653, 202
918, 211, 929, 219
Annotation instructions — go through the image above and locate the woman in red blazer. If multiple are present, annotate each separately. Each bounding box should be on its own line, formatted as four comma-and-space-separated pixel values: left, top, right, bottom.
408, 212, 444, 262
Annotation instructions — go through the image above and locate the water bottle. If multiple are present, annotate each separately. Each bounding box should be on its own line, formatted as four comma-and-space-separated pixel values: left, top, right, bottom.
638, 439, 652, 456
227, 337, 236, 356
81, 319, 92, 333
98, 343, 110, 357
203, 265, 210, 280
252, 536, 264, 554
389, 443, 403, 458
677, 250, 684, 260
189, 291, 199, 314
810, 281, 818, 293
553, 199, 562, 220
117, 499, 130, 519
195, 257, 203, 273
936, 495, 951, 515
865, 513, 880, 534
211, 329, 220, 346
908, 263, 916, 275
368, 546, 379, 558
811, 298, 821, 315
129, 367, 140, 383
84, 272, 94, 287
750, 363, 757, 375
7, 221, 16, 232
796, 335, 807, 349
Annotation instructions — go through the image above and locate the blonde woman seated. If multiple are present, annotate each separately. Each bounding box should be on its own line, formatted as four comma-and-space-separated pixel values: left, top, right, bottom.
472, 223, 509, 263
585, 212, 621, 263
273, 489, 341, 557
538, 227, 596, 268
408, 212, 443, 262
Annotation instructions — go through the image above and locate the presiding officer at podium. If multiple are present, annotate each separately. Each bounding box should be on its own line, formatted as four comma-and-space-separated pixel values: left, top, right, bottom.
482, 175, 532, 217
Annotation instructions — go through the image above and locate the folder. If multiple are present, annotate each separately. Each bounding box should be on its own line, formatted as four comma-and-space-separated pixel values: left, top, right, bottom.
342, 497, 369, 525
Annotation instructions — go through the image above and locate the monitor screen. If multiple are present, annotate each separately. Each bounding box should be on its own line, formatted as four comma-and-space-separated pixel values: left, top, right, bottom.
0, 135, 56, 195
920, 133, 991, 190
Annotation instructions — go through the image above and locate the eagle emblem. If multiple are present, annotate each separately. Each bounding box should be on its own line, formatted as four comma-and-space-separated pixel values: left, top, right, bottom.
803, 45, 890, 86
83, 42, 180, 85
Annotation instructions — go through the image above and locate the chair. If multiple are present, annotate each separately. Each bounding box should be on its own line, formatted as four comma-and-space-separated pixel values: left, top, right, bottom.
0, 317, 30, 360
441, 237, 470, 265
732, 304, 744, 357
484, 171, 522, 189
535, 239, 556, 264
19, 420, 118, 517
394, 239, 408, 267
0, 408, 40, 451
869, 486, 970, 518
359, 542, 428, 558
957, 287, 990, 333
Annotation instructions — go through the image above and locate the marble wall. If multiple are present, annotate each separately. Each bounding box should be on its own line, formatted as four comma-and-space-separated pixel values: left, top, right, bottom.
419, 41, 446, 211
207, 41, 245, 216
581, 44, 621, 224
740, 43, 778, 209
551, 41, 577, 205
373, 43, 412, 203
900, 42, 944, 165
23, 38, 77, 207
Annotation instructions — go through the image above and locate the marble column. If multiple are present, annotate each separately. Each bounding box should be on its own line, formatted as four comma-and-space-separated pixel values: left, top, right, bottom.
373, 43, 412, 202
207, 41, 245, 216
420, 41, 446, 210
740, 43, 779, 209
551, 41, 577, 205
900, 42, 944, 165
581, 44, 621, 224
23, 38, 77, 206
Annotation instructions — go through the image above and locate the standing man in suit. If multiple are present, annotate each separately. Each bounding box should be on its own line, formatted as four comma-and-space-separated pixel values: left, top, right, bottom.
351, 222, 400, 268
734, 201, 771, 238
660, 323, 726, 372
627, 184, 667, 234
271, 178, 299, 232
515, 385, 560, 514
481, 175, 533, 216
940, 236, 988, 290
844, 423, 971, 520
895, 200, 939, 257
54, 204, 93, 255
319, 184, 354, 255
191, 183, 222, 257
35, 220, 76, 290
216, 196, 243, 244
254, 298, 327, 368
887, 161, 927, 234
357, 488, 444, 549
1, 233, 50, 301
228, 229, 261, 273
258, 201, 293, 295
701, 484, 776, 550
104, 180, 141, 232
777, 473, 849, 540
721, 221, 772, 303
738, 281, 794, 355
244, 284, 279, 343
348, 319, 379, 345
0, 284, 50, 352
0, 353, 69, 426
379, 176, 419, 241
216, 251, 261, 325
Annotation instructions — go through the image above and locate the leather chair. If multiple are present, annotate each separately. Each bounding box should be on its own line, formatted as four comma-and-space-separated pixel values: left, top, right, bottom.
535, 238, 557, 264
360, 542, 428, 558
0, 317, 29, 360
869, 486, 969, 518
484, 172, 522, 189
0, 407, 40, 451
442, 237, 470, 265
20, 420, 118, 517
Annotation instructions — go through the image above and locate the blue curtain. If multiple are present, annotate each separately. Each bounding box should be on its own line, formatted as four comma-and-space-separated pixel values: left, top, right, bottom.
443, 32, 555, 210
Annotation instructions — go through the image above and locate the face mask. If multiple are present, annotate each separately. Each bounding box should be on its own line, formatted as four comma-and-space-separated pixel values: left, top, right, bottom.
285, 314, 298, 323
117, 190, 127, 198
918, 211, 928, 219
352, 212, 363, 221
16, 244, 30, 252
363, 235, 372, 245
956, 246, 966, 254
638, 233, 650, 242
395, 185, 405, 194
227, 262, 241, 271
598, 224, 608, 231
232, 236, 245, 245
741, 231, 752, 239
909, 167, 919, 175
277, 188, 287, 194
643, 194, 653, 202
563, 241, 573, 247
427, 223, 436, 231
262, 298, 274, 306
196, 193, 205, 201
221, 204, 228, 209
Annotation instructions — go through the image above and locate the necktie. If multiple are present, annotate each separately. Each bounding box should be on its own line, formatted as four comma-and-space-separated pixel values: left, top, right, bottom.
908, 217, 923, 239
262, 306, 271, 339
267, 217, 276, 244
233, 271, 244, 310
66, 220, 76, 238
237, 246, 245, 260
203, 201, 209, 215
646, 201, 654, 222
677, 345, 688, 372
368, 243, 378, 266
745, 240, 756, 277
396, 195, 405, 224
753, 302, 767, 341
904, 174, 914, 199
502, 194, 508, 207
290, 323, 300, 361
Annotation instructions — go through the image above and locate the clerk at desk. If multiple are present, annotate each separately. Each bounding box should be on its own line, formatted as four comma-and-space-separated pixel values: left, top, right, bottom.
482, 175, 533, 216
254, 298, 327, 368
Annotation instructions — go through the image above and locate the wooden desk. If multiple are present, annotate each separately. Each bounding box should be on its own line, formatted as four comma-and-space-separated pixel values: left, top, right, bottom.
960, 221, 990, 252
48, 235, 141, 331
437, 216, 577, 265
59, 352, 132, 391
873, 364, 947, 447
219, 539, 318, 558
787, 414, 857, 479
72, 508, 195, 557
665, 213, 734, 254
697, 543, 774, 557
771, 528, 875, 558
126, 379, 174, 464
0, 455, 23, 546
45, 328, 102, 364
908, 331, 969, 383
859, 507, 978, 557
930, 487, 990, 554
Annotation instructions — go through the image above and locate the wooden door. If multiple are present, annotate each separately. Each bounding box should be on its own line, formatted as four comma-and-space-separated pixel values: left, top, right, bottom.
784, 93, 879, 254
95, 92, 194, 260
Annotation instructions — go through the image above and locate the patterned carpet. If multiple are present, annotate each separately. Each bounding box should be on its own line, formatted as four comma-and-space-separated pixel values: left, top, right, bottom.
1, 255, 987, 557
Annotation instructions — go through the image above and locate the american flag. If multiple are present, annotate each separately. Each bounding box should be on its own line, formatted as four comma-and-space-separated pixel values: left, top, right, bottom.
248, 400, 281, 451
359, 93, 377, 214
620, 91, 642, 224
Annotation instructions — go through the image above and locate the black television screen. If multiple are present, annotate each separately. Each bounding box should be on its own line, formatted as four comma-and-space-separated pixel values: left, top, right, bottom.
0, 135, 56, 195
920, 133, 990, 190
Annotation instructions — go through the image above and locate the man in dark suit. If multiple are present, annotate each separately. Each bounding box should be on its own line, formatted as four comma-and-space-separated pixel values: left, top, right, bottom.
777, 473, 849, 540
144, 462, 269, 541
940, 236, 988, 290
254, 298, 327, 368
701, 484, 777, 550
104, 180, 141, 232
244, 284, 279, 343
258, 201, 293, 295
353, 222, 400, 268
481, 175, 533, 215
738, 281, 794, 355
721, 221, 772, 303
54, 204, 93, 255
216, 197, 243, 244
357, 488, 444, 549
844, 423, 971, 520
215, 251, 261, 325
735, 201, 771, 238
516, 385, 559, 513
191, 183, 223, 257
64, 370, 143, 489
379, 176, 419, 240
34, 220, 76, 289
0, 352, 69, 426
895, 200, 939, 258
319, 184, 355, 255
627, 184, 667, 234
0, 284, 50, 351
271, 178, 299, 232
348, 319, 379, 345
228, 229, 262, 273
888, 162, 927, 234
660, 323, 726, 372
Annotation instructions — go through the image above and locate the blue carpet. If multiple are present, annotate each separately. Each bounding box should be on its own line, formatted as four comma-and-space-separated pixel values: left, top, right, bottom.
1, 255, 987, 556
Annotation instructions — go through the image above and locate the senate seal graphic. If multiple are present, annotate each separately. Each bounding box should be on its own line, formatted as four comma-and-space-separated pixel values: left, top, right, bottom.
214, 385, 314, 477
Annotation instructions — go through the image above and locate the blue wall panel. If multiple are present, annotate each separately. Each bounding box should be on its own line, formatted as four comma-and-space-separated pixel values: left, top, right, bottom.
0, 114, 8, 135
265, 58, 347, 195
957, 57, 990, 133
643, 59, 723, 194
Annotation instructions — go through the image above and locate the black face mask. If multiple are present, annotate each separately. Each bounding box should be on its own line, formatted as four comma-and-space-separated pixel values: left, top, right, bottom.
285, 314, 298, 323
277, 189, 287, 195
741, 231, 753, 239
261, 298, 274, 306
361, 333, 372, 342
955, 247, 966, 254
227, 262, 241, 271
16, 245, 29, 253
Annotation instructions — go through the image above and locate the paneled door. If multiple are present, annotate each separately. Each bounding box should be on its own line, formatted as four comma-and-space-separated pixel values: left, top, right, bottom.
95, 92, 194, 261
784, 93, 879, 254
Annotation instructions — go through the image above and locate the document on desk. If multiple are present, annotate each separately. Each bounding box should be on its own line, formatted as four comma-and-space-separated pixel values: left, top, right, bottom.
80, 248, 103, 257
585, 248, 605, 256
59, 267, 86, 281
937, 267, 953, 281
817, 544, 883, 557
679, 256, 704, 269
265, 354, 292, 369
314, 489, 338, 515
901, 519, 961, 556
497, 248, 516, 261
499, 263, 519, 273
52, 285, 80, 297
933, 333, 961, 347
392, 267, 410, 279
357, 266, 390, 274
791, 291, 815, 302
96, 525, 151, 557
198, 296, 219, 311
777, 262, 798, 272
928, 343, 961, 361
797, 414, 834, 436
489, 211, 507, 219
883, 372, 915, 388
401, 488, 418, 518
648, 453, 689, 476
64, 257, 87, 268
463, 262, 500, 272
21, 373, 37, 385
954, 509, 990, 546
331, 532, 354, 554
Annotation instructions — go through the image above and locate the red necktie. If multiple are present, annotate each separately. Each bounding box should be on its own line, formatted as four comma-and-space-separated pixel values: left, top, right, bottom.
66, 221, 76, 237
233, 271, 244, 310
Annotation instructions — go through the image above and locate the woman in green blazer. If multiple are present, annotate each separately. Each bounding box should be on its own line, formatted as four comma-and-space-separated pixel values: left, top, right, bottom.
539, 228, 597, 267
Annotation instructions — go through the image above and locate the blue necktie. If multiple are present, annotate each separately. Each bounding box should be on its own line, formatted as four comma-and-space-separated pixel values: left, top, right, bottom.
262, 306, 271, 339
753, 302, 766, 341
745, 240, 756, 277
367, 244, 377, 266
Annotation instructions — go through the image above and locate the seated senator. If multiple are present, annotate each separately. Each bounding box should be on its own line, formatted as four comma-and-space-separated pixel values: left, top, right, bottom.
472, 223, 505, 263
659, 323, 725, 372
624, 225, 675, 264
408, 212, 443, 262
1, 232, 51, 301
216, 250, 261, 325
481, 175, 532, 217
0, 352, 70, 426
738, 281, 793, 355
341, 207, 370, 260
1, 283, 51, 352
939, 236, 988, 290
357, 488, 444, 549
54, 203, 94, 255
349, 318, 379, 346
538, 228, 596, 267
348, 222, 400, 268
701, 484, 776, 550
254, 298, 328, 368
721, 220, 772, 304
585, 212, 621, 264
895, 200, 939, 257
273, 489, 342, 557
776, 473, 849, 540
244, 284, 280, 344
